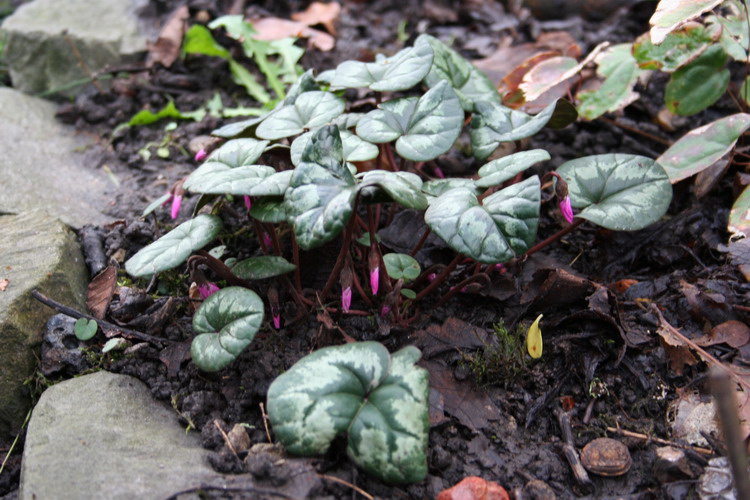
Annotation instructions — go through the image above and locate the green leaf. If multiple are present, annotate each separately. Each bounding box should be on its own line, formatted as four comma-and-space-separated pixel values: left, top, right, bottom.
142, 192, 172, 218
183, 163, 276, 195
707, 3, 749, 62
207, 138, 270, 168
328, 36, 433, 91
191, 287, 265, 372
742, 76, 750, 106
470, 100, 558, 161
256, 91, 345, 140
125, 215, 223, 277
247, 170, 293, 197
285, 126, 358, 249
577, 44, 646, 121
401, 288, 417, 299
649, 0, 723, 45
656, 113, 750, 182
425, 177, 541, 263
183, 24, 231, 59
633, 25, 718, 72
228, 59, 272, 104
74, 318, 98, 341
476, 149, 550, 188
102, 338, 128, 353
418, 34, 500, 111
358, 170, 428, 209
383, 253, 421, 281
267, 342, 429, 484
728, 184, 750, 238
557, 154, 672, 230
250, 198, 290, 223
211, 114, 271, 139
231, 256, 296, 280
422, 178, 482, 198
356, 81, 463, 162
665, 44, 729, 116
128, 101, 205, 127
291, 129, 378, 166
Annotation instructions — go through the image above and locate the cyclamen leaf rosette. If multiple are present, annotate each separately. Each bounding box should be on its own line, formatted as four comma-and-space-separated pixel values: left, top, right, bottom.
267, 342, 430, 484
191, 287, 265, 372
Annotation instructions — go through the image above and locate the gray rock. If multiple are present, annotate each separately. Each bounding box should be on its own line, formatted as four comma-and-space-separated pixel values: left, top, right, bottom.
0, 87, 113, 228
19, 371, 219, 500
0, 210, 89, 438
1, 0, 151, 96
40, 314, 90, 376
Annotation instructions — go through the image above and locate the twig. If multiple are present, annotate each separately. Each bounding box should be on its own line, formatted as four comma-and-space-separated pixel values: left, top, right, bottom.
0, 409, 30, 476
317, 474, 374, 500
62, 30, 104, 93
599, 117, 671, 146
711, 369, 750, 499
165, 486, 294, 500
260, 402, 272, 444
555, 407, 593, 490
213, 419, 239, 458
31, 290, 171, 347
605, 427, 714, 456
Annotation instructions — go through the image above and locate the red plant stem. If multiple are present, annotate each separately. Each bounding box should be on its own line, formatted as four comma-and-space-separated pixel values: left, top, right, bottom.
252, 219, 270, 254
282, 275, 309, 310
435, 273, 491, 308
351, 267, 374, 307
367, 205, 392, 294
264, 223, 282, 256
522, 218, 584, 259
291, 233, 302, 292
383, 143, 400, 172
415, 254, 462, 301
320, 205, 358, 301
409, 227, 431, 257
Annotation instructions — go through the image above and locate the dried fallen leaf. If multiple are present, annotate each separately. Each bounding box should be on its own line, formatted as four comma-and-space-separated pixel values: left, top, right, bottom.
290, 1, 341, 35
147, 5, 190, 68
86, 265, 118, 319
159, 340, 193, 378
251, 17, 335, 52
437, 476, 510, 500
0, 278, 8, 291
695, 320, 750, 348
671, 390, 719, 447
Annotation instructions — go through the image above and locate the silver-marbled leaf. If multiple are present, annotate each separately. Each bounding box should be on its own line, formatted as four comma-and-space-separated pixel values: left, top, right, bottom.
256, 91, 345, 140
207, 138, 270, 167
476, 149, 551, 188
291, 129, 378, 166
183, 163, 276, 195
231, 255, 296, 280
359, 170, 428, 210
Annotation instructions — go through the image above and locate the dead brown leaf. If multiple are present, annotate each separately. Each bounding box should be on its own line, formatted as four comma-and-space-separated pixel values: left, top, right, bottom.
290, 1, 341, 35
694, 155, 731, 199
147, 5, 190, 68
520, 267, 596, 310
87, 265, 118, 319
251, 17, 335, 52
159, 340, 192, 378
694, 320, 750, 348
410, 317, 491, 359
661, 339, 699, 375
0, 278, 8, 291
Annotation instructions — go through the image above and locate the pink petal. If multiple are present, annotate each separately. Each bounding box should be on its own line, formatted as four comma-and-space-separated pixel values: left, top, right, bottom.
244, 195, 252, 211
341, 286, 352, 312
560, 196, 574, 224
198, 282, 220, 299
272, 314, 281, 329
194, 149, 207, 162
370, 267, 379, 295
433, 166, 445, 179
262, 232, 273, 249
380, 305, 391, 317
427, 273, 437, 282
170, 194, 183, 219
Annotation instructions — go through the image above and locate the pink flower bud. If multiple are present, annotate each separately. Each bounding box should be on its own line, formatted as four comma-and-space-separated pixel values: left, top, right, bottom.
161, 193, 174, 207
170, 194, 183, 219
262, 232, 273, 249
243, 195, 252, 211
370, 267, 379, 295
341, 286, 352, 312
198, 282, 220, 299
194, 149, 207, 162
433, 166, 445, 179
495, 263, 506, 274
559, 195, 574, 224
427, 273, 437, 282
380, 304, 391, 317
272, 313, 281, 329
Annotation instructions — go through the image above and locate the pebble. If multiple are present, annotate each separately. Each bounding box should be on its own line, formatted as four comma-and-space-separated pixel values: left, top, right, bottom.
580, 437, 632, 477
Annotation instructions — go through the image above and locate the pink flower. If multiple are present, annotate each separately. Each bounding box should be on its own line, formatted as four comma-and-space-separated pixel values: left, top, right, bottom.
243, 195, 252, 211
495, 263, 506, 274
170, 194, 183, 219
433, 166, 445, 179
341, 286, 352, 312
380, 304, 391, 317
370, 267, 379, 295
194, 149, 207, 162
559, 195, 574, 224
427, 273, 437, 282
272, 313, 281, 329
198, 282, 220, 299
262, 232, 273, 249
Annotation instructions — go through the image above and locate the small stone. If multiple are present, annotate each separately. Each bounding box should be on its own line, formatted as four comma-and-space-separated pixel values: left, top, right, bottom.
522, 479, 556, 499
436, 476, 510, 500
227, 424, 251, 454
580, 437, 632, 477
653, 446, 695, 483
698, 457, 748, 499
40, 314, 89, 376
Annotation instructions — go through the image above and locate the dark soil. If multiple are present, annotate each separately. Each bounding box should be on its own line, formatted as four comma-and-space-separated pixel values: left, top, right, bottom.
3, 0, 750, 499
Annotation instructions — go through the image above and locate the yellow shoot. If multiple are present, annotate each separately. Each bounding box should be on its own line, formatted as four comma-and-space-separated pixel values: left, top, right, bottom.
526, 314, 543, 359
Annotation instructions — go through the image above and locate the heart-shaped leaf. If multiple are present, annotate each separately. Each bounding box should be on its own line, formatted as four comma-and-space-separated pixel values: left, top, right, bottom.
256, 91, 345, 140
657, 113, 750, 183
359, 171, 428, 210
206, 138, 270, 167
633, 24, 718, 72
285, 126, 358, 249
556, 154, 672, 231
191, 287, 264, 372
356, 81, 464, 161
476, 149, 551, 188
665, 45, 729, 116
250, 198, 290, 223
425, 176, 541, 263
74, 318, 98, 341
247, 170, 293, 197
291, 129, 378, 166
707, 5, 749, 63
231, 256, 296, 280
326, 36, 433, 91
418, 34, 500, 111
383, 253, 421, 281
470, 100, 558, 161
125, 215, 223, 277
649, 0, 723, 45
267, 341, 429, 484
183, 163, 276, 195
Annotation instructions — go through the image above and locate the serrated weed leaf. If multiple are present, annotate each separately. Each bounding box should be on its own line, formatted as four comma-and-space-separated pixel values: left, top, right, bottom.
191, 287, 264, 372
256, 91, 345, 140
327, 36, 433, 91
183, 163, 276, 195
557, 154, 672, 231
470, 100, 558, 161
356, 81, 464, 161
425, 176, 540, 263
476, 149, 551, 188
231, 255, 296, 280
267, 342, 429, 484
125, 215, 223, 277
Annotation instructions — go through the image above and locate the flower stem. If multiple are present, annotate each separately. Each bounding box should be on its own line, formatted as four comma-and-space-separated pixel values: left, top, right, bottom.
320, 204, 358, 301
522, 218, 584, 258
415, 254, 462, 301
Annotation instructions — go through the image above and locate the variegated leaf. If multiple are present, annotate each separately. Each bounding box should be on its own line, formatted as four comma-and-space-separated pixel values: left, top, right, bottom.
183, 163, 276, 195
476, 149, 551, 188
256, 91, 345, 140
231, 255, 296, 280
291, 129, 378, 166
206, 138, 270, 167
359, 170, 428, 210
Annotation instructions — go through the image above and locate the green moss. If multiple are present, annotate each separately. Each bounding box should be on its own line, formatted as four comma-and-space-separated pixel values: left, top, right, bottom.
462, 320, 529, 387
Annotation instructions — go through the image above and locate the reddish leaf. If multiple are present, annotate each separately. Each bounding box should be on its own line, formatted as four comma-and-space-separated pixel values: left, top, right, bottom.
694, 320, 750, 348
437, 477, 510, 500
251, 17, 335, 52
147, 5, 190, 68
291, 1, 341, 35
87, 265, 118, 319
